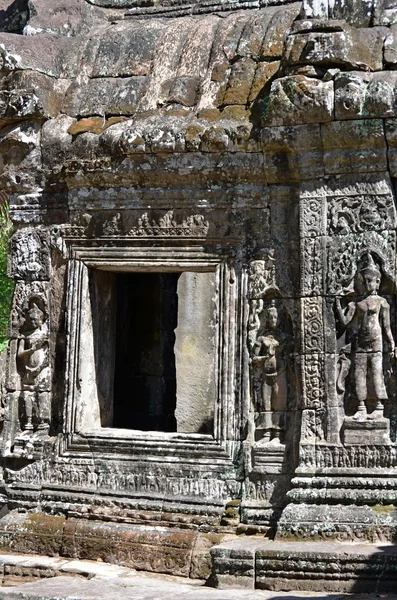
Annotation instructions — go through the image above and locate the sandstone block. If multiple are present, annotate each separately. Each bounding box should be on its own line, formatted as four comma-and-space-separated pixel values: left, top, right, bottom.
385, 119, 397, 177
384, 24, 397, 66
222, 58, 257, 106
335, 71, 397, 119
321, 118, 387, 174
263, 76, 334, 126
284, 21, 387, 71
261, 124, 324, 182
83, 22, 163, 78
65, 77, 147, 118
248, 61, 280, 103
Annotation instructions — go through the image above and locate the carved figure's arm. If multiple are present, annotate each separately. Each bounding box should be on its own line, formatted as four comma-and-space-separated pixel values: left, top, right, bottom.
380, 300, 395, 351
335, 298, 356, 327
17, 338, 34, 359
253, 338, 263, 357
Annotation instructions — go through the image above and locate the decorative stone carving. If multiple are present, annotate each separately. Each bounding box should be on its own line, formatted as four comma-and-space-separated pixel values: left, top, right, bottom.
9, 229, 50, 281
99, 211, 210, 238
335, 252, 395, 424
327, 230, 395, 296
129, 211, 209, 237
300, 195, 326, 238
301, 353, 326, 441
328, 194, 396, 235
248, 252, 276, 299
102, 212, 122, 236
249, 297, 294, 444
6, 460, 241, 501
301, 297, 324, 353
8, 281, 49, 339
16, 294, 51, 433
300, 443, 397, 469
301, 238, 323, 296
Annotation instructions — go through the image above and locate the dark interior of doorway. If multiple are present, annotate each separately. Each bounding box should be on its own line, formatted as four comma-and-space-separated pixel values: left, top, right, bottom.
112, 272, 180, 431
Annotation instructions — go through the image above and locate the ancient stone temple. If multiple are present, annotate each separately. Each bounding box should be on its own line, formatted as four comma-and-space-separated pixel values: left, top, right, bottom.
1, 0, 397, 592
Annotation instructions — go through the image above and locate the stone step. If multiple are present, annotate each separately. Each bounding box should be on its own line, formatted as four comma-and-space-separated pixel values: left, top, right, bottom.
0, 512, 228, 580
210, 538, 397, 593
0, 572, 393, 600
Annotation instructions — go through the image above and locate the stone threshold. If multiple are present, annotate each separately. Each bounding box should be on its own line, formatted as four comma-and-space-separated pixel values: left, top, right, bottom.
210, 538, 397, 593
0, 552, 137, 586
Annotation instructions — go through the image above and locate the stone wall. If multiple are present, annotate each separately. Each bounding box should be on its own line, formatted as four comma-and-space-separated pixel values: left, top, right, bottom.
0, 0, 396, 568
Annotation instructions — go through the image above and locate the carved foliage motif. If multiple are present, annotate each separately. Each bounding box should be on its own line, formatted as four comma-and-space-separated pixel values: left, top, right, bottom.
301, 354, 325, 408
301, 238, 323, 296
327, 231, 395, 295
301, 297, 324, 353
301, 409, 325, 443
300, 195, 326, 238
9, 229, 50, 281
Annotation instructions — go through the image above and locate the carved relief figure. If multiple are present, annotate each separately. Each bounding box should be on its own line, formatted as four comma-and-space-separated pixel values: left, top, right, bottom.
128, 210, 209, 237
17, 296, 51, 433
335, 253, 394, 421
248, 253, 276, 299
250, 300, 293, 443
247, 254, 295, 444
9, 229, 50, 281
249, 299, 291, 444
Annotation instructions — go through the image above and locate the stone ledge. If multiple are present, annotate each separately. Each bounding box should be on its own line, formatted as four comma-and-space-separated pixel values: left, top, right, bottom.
0, 512, 232, 580
210, 538, 397, 592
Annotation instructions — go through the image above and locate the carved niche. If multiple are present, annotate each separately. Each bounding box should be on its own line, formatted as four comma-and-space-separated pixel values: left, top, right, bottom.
247, 254, 294, 445
334, 251, 396, 443
16, 293, 51, 433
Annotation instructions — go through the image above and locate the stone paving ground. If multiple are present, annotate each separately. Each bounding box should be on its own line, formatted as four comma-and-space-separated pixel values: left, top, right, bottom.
0, 555, 396, 600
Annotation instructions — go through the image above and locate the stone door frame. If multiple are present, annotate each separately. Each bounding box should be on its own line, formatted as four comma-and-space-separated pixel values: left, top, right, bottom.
61, 243, 247, 465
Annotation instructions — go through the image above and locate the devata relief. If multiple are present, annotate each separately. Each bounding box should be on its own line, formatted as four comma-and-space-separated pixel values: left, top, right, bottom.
335, 253, 395, 423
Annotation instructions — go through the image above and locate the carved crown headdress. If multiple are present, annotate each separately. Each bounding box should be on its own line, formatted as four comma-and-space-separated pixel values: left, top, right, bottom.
360, 252, 381, 278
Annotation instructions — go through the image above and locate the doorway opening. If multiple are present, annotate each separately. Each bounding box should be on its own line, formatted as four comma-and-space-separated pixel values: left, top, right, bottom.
87, 269, 216, 434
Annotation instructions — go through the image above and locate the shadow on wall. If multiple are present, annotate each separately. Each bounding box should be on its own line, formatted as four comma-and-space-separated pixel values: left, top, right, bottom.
0, 0, 29, 34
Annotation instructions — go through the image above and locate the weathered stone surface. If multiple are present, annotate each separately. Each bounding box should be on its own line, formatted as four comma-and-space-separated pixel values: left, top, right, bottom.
321, 118, 387, 173
2, 0, 397, 591
385, 118, 397, 177
24, 0, 118, 36
301, 0, 376, 27
263, 76, 334, 126
284, 21, 387, 71
261, 124, 324, 182
0, 33, 82, 78
83, 22, 164, 78
175, 272, 216, 434
384, 23, 397, 66
335, 72, 397, 120
65, 77, 147, 118
211, 538, 397, 593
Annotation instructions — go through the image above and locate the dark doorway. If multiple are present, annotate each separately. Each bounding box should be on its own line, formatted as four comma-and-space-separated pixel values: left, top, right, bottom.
112, 272, 180, 431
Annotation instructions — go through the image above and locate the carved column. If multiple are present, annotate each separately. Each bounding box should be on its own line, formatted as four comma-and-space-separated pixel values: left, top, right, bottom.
278, 173, 397, 541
